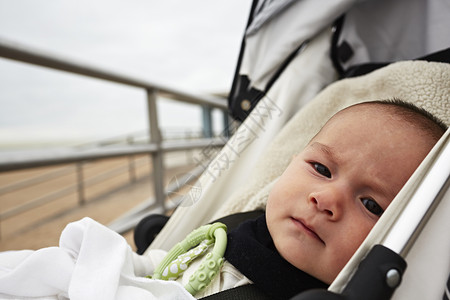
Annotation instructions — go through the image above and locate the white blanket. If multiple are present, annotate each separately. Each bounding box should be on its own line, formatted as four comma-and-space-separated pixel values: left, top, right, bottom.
0, 218, 195, 300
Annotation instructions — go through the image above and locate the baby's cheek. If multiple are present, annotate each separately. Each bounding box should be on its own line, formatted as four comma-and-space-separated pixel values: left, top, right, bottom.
341, 222, 374, 258
266, 183, 285, 213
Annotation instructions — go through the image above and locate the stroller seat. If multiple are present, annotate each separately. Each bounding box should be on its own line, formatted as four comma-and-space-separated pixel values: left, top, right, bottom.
147, 59, 450, 299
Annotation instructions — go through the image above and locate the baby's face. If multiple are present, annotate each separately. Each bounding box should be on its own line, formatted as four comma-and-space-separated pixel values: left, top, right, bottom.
266, 107, 433, 284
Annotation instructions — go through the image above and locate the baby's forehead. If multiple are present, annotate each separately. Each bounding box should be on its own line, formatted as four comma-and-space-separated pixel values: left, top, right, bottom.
310, 108, 424, 156
314, 104, 391, 137
320, 103, 421, 139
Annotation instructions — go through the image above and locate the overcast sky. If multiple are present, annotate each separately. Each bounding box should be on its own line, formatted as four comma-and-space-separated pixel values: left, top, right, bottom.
0, 0, 251, 148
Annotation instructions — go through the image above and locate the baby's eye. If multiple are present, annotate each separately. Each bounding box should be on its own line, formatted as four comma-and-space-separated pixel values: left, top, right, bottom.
313, 162, 331, 178
361, 198, 384, 217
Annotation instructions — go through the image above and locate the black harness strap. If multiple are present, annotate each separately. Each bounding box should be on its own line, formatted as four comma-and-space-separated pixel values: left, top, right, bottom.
211, 210, 265, 232
200, 284, 273, 300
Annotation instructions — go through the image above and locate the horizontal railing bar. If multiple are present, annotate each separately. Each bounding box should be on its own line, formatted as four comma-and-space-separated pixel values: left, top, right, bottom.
0, 38, 227, 109
83, 156, 149, 188
0, 165, 75, 195
0, 184, 78, 220
0, 138, 225, 172
163, 138, 226, 152
0, 145, 156, 172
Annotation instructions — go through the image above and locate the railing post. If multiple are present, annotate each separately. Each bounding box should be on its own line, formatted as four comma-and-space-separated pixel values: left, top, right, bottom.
147, 88, 166, 210
185, 129, 194, 163
202, 105, 213, 138
222, 109, 231, 138
76, 162, 86, 205
127, 136, 137, 183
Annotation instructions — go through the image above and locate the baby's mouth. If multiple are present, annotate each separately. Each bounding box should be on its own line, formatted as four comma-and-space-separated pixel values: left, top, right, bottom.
290, 217, 325, 245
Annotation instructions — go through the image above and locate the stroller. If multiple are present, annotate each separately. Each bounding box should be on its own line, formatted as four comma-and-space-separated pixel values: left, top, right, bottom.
137, 0, 450, 299
140, 60, 449, 299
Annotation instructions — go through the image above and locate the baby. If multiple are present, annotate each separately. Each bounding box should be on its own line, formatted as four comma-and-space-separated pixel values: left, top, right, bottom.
0, 99, 446, 300
148, 99, 447, 299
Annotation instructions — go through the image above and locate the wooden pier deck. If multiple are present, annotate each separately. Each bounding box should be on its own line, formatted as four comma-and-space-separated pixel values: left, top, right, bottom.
0, 152, 197, 252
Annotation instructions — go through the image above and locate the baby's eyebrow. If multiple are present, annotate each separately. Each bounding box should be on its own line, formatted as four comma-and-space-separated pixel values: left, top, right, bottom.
367, 178, 395, 206
309, 142, 339, 162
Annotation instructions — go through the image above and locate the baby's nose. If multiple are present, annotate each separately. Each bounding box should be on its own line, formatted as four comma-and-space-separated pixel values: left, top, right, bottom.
309, 184, 349, 220
310, 196, 334, 217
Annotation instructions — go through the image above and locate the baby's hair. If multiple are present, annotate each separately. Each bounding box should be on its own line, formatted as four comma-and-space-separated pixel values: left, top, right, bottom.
350, 99, 447, 142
